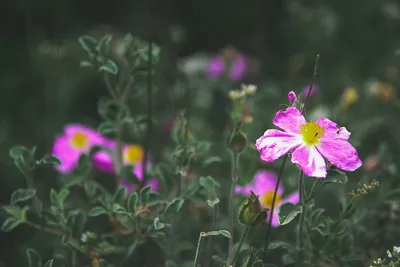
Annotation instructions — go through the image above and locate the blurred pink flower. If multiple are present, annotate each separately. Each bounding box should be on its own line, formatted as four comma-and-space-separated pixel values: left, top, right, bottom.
302, 84, 319, 97
256, 107, 362, 178
92, 139, 158, 192
207, 49, 248, 81
235, 170, 299, 227
52, 124, 104, 173
288, 91, 297, 105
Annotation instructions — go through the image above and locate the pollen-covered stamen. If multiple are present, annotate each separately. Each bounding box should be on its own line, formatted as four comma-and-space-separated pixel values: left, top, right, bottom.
300, 121, 325, 146
123, 145, 144, 165
260, 190, 282, 209
70, 132, 89, 150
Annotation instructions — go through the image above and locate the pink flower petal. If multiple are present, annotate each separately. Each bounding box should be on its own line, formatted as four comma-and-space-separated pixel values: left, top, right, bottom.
92, 150, 114, 172
52, 135, 81, 173
266, 210, 280, 228
251, 170, 283, 196
316, 139, 362, 172
273, 107, 306, 134
229, 55, 247, 80
64, 124, 103, 144
145, 178, 159, 192
316, 118, 351, 140
235, 185, 244, 194
282, 192, 300, 205
207, 57, 224, 77
256, 129, 302, 162
291, 145, 327, 178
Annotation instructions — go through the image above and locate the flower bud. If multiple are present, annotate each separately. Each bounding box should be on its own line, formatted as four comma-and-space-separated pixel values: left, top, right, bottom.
238, 191, 268, 227
228, 125, 248, 154
288, 91, 297, 105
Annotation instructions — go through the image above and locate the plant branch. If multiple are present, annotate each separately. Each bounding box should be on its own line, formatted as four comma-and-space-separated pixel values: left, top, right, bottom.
227, 151, 240, 262
297, 171, 306, 265
232, 227, 251, 265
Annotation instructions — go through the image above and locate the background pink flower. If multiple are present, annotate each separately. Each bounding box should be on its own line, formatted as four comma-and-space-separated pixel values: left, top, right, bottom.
256, 107, 362, 178
52, 124, 104, 173
235, 170, 299, 227
207, 51, 248, 80
301, 84, 319, 98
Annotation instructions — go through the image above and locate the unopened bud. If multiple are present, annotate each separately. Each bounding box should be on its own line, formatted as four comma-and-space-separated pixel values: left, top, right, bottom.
238, 191, 268, 227
288, 91, 297, 105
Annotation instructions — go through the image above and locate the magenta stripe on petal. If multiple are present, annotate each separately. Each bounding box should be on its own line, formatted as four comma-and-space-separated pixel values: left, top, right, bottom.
256, 129, 302, 162
291, 145, 327, 178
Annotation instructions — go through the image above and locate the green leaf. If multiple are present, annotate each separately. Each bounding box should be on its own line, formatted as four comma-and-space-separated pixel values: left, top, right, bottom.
209, 230, 231, 238
268, 241, 294, 251
3, 205, 22, 218
199, 176, 220, 195
320, 169, 348, 188
97, 35, 113, 55
80, 61, 93, 67
1, 217, 22, 232
147, 192, 165, 206
58, 188, 70, 203
99, 60, 118, 75
75, 154, 92, 176
78, 35, 98, 54
49, 189, 59, 206
36, 155, 61, 166
98, 121, 116, 135
88, 206, 108, 217
127, 192, 138, 213
204, 156, 222, 165
70, 210, 87, 236
153, 217, 165, 230
10, 188, 36, 204
43, 259, 54, 267
9, 145, 31, 160
211, 255, 227, 265
278, 203, 302, 226
139, 185, 153, 203
114, 187, 128, 205
26, 248, 42, 267
84, 181, 97, 199
385, 189, 400, 203
206, 198, 220, 208
163, 198, 184, 217
120, 166, 140, 185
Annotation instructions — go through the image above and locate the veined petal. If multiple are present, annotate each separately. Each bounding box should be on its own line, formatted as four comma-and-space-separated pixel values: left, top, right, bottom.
273, 107, 306, 134
291, 145, 327, 178
316, 139, 362, 172
316, 118, 351, 140
256, 129, 302, 162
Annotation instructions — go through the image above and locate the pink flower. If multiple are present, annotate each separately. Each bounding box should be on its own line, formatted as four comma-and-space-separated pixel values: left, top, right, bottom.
207, 52, 248, 81
302, 84, 319, 97
235, 170, 299, 227
255, 107, 362, 178
52, 124, 104, 173
92, 139, 158, 192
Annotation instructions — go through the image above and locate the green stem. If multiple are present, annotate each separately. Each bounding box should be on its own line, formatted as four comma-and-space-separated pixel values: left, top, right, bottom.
194, 232, 206, 267
204, 203, 219, 267
263, 154, 288, 261
297, 171, 306, 266
232, 227, 251, 265
227, 151, 240, 262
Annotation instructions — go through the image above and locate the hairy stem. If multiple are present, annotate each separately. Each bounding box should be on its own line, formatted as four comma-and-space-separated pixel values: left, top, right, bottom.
263, 154, 288, 261
194, 232, 206, 267
297, 171, 306, 266
204, 203, 219, 267
232, 227, 251, 265
141, 39, 153, 188
227, 151, 240, 262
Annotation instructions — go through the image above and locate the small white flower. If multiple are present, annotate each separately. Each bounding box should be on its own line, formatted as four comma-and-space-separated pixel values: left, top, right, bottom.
80, 233, 87, 243
241, 84, 257, 95
228, 90, 246, 100
387, 250, 392, 258
393, 246, 400, 256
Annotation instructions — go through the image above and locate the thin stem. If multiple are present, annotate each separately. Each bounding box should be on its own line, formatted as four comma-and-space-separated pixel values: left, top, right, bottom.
204, 203, 219, 267
305, 178, 320, 203
302, 54, 320, 116
194, 232, 206, 267
140, 37, 153, 188
26, 220, 63, 236
297, 171, 306, 266
232, 227, 251, 265
263, 154, 288, 261
24, 173, 42, 215
227, 151, 240, 262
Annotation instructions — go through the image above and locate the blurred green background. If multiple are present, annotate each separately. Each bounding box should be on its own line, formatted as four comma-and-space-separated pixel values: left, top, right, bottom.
2, 0, 400, 265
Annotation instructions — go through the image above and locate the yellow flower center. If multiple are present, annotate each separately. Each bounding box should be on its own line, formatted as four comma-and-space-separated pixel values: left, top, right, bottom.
260, 190, 282, 209
300, 121, 325, 146
123, 145, 144, 165
70, 132, 89, 150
